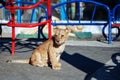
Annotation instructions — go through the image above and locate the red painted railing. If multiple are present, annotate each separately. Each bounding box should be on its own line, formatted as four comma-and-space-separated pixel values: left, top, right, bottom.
5, 0, 52, 55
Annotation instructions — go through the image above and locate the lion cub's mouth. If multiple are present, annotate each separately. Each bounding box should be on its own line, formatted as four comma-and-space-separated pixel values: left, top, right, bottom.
54, 40, 64, 45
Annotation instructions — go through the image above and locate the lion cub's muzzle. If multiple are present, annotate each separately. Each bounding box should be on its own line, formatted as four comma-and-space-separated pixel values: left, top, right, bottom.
54, 39, 65, 45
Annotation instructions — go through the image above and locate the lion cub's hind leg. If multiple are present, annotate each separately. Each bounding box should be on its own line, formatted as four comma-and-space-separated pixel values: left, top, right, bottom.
30, 51, 48, 67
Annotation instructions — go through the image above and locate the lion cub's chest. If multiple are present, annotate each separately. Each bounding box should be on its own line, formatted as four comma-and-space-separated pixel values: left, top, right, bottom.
53, 44, 65, 55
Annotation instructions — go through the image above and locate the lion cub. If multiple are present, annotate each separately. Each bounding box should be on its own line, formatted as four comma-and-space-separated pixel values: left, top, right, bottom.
8, 27, 70, 70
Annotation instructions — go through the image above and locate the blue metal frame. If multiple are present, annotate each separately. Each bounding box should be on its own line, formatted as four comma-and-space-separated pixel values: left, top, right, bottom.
108, 4, 120, 41
2, 0, 120, 44
0, 5, 10, 20
32, 0, 36, 22
52, 0, 111, 23
38, 16, 48, 40
102, 4, 120, 41
14, 1, 37, 23
112, 4, 120, 22
17, 0, 21, 23
51, 0, 112, 44
60, 0, 66, 20
0, 5, 3, 8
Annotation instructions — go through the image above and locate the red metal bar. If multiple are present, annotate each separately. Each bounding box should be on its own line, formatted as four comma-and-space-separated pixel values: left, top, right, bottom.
112, 24, 120, 27
7, 21, 48, 28
10, 0, 15, 55
5, 0, 45, 10
47, 0, 52, 39
11, 26, 15, 55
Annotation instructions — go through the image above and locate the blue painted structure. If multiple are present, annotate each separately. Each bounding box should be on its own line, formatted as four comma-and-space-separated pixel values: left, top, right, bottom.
102, 4, 120, 41
17, 0, 21, 23
51, 0, 112, 44
1, 0, 120, 44
32, 0, 36, 22
60, 0, 66, 20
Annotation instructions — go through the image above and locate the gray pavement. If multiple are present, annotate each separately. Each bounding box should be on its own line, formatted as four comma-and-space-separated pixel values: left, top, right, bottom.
0, 39, 120, 80
66, 40, 120, 47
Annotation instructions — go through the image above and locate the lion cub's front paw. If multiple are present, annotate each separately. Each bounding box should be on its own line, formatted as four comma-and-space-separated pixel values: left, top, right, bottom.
52, 63, 61, 70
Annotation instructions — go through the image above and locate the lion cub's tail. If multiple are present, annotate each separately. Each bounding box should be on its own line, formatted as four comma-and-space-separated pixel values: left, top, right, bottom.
6, 59, 30, 63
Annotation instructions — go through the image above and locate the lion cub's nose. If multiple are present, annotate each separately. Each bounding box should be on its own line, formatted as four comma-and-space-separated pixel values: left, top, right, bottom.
56, 40, 60, 43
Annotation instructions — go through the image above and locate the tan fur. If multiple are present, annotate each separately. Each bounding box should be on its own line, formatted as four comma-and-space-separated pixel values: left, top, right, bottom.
8, 27, 70, 70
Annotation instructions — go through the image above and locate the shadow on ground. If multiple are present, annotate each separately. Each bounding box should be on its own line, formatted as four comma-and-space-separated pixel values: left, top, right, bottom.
61, 52, 120, 80
0, 39, 40, 54
85, 53, 120, 80
61, 52, 104, 79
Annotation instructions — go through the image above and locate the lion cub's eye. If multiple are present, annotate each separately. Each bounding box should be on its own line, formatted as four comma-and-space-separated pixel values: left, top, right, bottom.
54, 34, 58, 36
61, 35, 64, 37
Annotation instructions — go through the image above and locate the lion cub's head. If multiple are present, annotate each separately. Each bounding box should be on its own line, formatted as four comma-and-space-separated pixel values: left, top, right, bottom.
53, 27, 70, 45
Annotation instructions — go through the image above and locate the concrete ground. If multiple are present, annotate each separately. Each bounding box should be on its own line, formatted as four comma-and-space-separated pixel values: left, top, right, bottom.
0, 38, 120, 80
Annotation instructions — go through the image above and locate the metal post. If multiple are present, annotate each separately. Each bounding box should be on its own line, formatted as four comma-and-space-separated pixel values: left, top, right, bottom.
60, 0, 66, 20
8, 0, 15, 55
17, 0, 21, 23
47, 0, 52, 39
32, 0, 36, 22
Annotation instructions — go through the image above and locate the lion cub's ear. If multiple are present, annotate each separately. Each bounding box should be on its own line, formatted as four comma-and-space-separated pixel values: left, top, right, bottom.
53, 27, 58, 33
66, 27, 71, 33
53, 27, 59, 35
